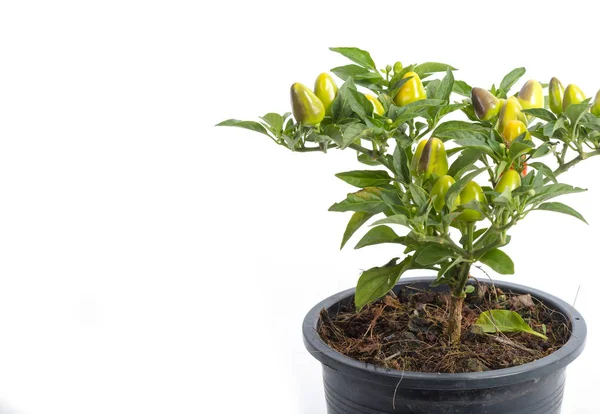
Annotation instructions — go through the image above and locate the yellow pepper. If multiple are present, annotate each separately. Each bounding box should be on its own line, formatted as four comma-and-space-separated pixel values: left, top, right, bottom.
313, 73, 338, 114
501, 120, 531, 146
592, 90, 600, 117
365, 94, 385, 116
290, 83, 325, 126
497, 96, 527, 132
563, 84, 586, 111
549, 77, 565, 114
458, 182, 487, 222
517, 80, 544, 110
394, 72, 426, 107
411, 137, 448, 179
471, 88, 502, 121
431, 175, 459, 212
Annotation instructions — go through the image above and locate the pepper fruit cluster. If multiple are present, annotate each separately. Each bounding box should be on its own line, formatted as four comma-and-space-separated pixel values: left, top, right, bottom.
290, 72, 387, 125
411, 137, 490, 222
470, 76, 600, 179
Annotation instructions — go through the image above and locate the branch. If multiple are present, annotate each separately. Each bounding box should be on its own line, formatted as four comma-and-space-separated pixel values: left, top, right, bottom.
348, 142, 394, 172
552, 149, 600, 179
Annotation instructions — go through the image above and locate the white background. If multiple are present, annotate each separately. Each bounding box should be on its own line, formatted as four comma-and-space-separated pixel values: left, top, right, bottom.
0, 0, 598, 413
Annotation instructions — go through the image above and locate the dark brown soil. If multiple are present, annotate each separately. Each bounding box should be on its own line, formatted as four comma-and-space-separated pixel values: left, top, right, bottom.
318, 281, 570, 373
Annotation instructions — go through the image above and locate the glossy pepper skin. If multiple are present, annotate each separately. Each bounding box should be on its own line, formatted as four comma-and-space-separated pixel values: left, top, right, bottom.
365, 94, 385, 116
472, 88, 502, 121
431, 175, 459, 212
495, 170, 521, 194
563, 84, 586, 111
290, 83, 325, 126
411, 137, 448, 179
458, 181, 487, 222
591, 90, 600, 117
313, 73, 338, 113
394, 71, 426, 107
502, 120, 531, 145
517, 80, 544, 110
549, 77, 565, 114
497, 96, 527, 132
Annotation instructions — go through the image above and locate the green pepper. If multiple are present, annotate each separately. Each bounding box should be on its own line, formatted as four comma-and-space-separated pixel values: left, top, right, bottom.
501, 120, 531, 146
497, 96, 527, 133
411, 137, 448, 179
394, 71, 426, 107
471, 88, 502, 121
563, 84, 586, 111
314, 73, 338, 113
431, 175, 459, 212
365, 94, 385, 116
517, 80, 544, 110
393, 61, 403, 74
495, 170, 521, 194
458, 181, 486, 222
290, 82, 325, 126
549, 77, 565, 114
591, 90, 600, 117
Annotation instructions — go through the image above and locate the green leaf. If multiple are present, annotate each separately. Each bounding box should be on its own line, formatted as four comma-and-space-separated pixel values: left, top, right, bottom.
530, 143, 551, 159
355, 257, 412, 310
341, 212, 374, 249
445, 167, 487, 209
329, 187, 387, 214
331, 64, 371, 81
393, 144, 411, 184
435, 69, 454, 101
536, 202, 588, 224
448, 148, 481, 178
414, 244, 454, 265
475, 310, 547, 340
329, 47, 376, 70
528, 162, 557, 184
348, 88, 374, 120
479, 249, 514, 275
452, 80, 472, 97
414, 62, 457, 78
509, 140, 534, 159
372, 214, 410, 228
409, 183, 428, 207
498, 67, 526, 96
521, 108, 557, 122
565, 101, 592, 126
529, 183, 586, 205
426, 79, 441, 99
260, 113, 285, 132
340, 123, 368, 149
435, 102, 467, 119
355, 226, 404, 249
432, 257, 463, 287
335, 170, 392, 188
357, 153, 381, 166
432, 121, 489, 142
331, 79, 356, 121
216, 119, 270, 136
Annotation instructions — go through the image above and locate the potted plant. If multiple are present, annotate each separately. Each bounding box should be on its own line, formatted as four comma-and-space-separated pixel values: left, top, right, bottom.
218, 47, 595, 413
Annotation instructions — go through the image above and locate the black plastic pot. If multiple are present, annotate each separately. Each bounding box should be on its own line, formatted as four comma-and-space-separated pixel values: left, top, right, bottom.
303, 277, 586, 414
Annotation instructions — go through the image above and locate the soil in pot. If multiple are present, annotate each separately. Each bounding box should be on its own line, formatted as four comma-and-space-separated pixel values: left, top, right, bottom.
319, 281, 570, 373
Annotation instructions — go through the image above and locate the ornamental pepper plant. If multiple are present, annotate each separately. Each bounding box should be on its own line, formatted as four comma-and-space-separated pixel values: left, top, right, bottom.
218, 47, 600, 344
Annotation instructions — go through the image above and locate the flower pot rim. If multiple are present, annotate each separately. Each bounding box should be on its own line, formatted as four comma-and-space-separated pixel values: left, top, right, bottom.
302, 276, 587, 390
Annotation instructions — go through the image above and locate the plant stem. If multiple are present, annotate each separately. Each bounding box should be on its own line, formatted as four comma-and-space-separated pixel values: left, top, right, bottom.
447, 223, 475, 344
348, 142, 394, 172
447, 294, 465, 344
552, 149, 600, 179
